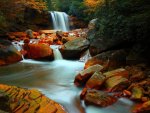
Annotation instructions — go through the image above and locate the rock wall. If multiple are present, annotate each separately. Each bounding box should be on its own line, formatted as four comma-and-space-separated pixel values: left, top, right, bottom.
87, 19, 150, 65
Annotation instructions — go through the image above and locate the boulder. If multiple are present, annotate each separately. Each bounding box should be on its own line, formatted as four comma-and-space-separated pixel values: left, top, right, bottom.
64, 38, 89, 50
84, 49, 127, 70
0, 39, 22, 66
103, 68, 129, 79
23, 43, 53, 60
89, 37, 132, 56
84, 89, 117, 107
85, 71, 106, 89
104, 68, 130, 92
105, 75, 130, 92
60, 38, 90, 59
74, 64, 103, 86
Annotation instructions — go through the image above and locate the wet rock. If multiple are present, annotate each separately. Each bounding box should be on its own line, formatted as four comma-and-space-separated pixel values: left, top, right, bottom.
103, 68, 130, 92
127, 78, 150, 99
60, 38, 90, 59
105, 75, 130, 92
0, 39, 22, 66
23, 43, 53, 60
103, 68, 129, 79
131, 86, 144, 100
74, 64, 103, 86
85, 71, 106, 89
0, 84, 66, 113
84, 89, 117, 107
84, 49, 127, 70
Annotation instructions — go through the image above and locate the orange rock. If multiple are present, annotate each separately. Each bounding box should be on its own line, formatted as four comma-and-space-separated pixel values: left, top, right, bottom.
103, 68, 129, 79
7, 32, 27, 39
23, 43, 53, 59
74, 64, 103, 86
85, 72, 106, 90
0, 84, 67, 113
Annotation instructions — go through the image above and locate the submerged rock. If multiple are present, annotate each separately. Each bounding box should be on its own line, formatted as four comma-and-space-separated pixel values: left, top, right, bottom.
0, 39, 22, 66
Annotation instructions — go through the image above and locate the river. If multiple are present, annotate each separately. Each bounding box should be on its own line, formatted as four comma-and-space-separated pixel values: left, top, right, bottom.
0, 58, 134, 113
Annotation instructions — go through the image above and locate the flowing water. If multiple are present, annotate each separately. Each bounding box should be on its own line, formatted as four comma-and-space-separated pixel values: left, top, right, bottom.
50, 11, 70, 32
0, 60, 133, 113
50, 45, 63, 60
0, 43, 134, 113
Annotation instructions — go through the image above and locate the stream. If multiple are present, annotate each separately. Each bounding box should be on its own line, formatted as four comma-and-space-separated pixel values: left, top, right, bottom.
0, 59, 133, 113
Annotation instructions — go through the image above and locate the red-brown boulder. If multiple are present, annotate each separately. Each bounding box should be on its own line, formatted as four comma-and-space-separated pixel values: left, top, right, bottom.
84, 89, 117, 107
23, 43, 53, 59
74, 64, 103, 86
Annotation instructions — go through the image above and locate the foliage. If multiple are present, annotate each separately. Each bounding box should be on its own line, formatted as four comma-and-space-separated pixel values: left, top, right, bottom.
94, 0, 150, 42
0, 0, 47, 33
45, 0, 92, 21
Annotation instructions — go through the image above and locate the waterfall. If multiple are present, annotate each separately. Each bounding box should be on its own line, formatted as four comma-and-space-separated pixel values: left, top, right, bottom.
79, 49, 91, 62
50, 45, 63, 60
50, 11, 70, 32
12, 41, 24, 60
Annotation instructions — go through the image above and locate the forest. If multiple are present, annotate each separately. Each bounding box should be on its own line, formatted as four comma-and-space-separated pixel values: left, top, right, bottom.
0, 0, 150, 42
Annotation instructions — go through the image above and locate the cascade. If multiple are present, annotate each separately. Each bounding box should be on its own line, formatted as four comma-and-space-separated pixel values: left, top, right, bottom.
50, 45, 63, 60
79, 49, 92, 62
50, 11, 70, 32
12, 41, 24, 60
